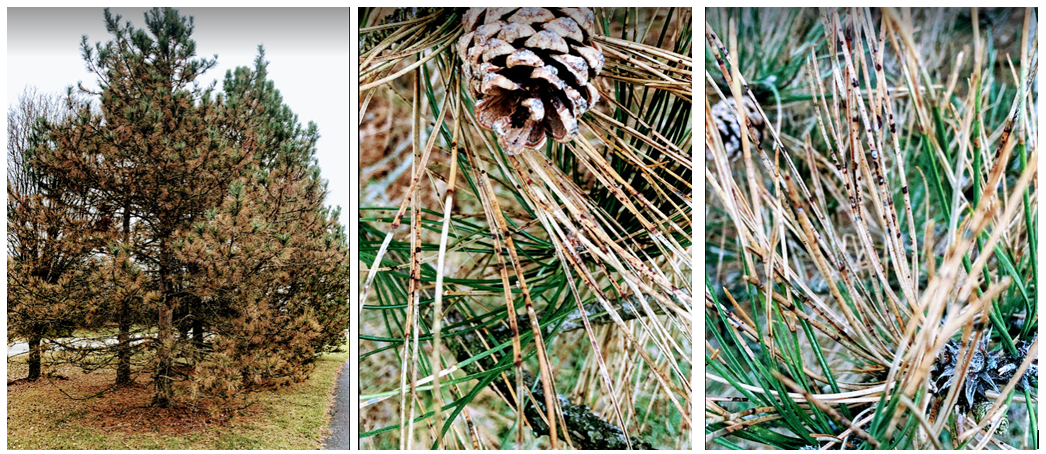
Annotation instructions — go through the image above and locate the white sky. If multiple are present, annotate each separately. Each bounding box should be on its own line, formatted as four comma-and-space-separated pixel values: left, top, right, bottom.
7, 7, 350, 225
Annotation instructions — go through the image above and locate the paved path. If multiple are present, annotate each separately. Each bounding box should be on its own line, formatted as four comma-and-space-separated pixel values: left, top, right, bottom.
8, 342, 29, 357
324, 356, 351, 450
8, 335, 153, 358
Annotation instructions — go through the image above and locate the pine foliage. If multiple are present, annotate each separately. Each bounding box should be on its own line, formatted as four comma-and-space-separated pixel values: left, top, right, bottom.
11, 8, 348, 408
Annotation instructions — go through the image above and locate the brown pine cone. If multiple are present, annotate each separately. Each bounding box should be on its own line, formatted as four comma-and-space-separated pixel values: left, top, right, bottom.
457, 7, 604, 154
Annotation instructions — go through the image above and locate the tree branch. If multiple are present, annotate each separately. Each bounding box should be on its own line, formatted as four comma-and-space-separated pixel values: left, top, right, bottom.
445, 299, 656, 450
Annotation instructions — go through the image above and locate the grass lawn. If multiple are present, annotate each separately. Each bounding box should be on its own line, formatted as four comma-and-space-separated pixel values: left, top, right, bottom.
7, 345, 350, 449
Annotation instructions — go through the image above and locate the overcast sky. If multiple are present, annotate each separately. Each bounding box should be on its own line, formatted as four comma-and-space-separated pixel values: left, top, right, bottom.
7, 7, 350, 225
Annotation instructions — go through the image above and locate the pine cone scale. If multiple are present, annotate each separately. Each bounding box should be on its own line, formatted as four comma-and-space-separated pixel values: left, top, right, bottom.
552, 54, 588, 86
544, 17, 584, 42
574, 46, 604, 77
507, 7, 556, 25
482, 39, 516, 61
560, 8, 595, 35
507, 49, 543, 68
499, 23, 536, 42
475, 22, 505, 43
481, 73, 520, 94
526, 31, 569, 53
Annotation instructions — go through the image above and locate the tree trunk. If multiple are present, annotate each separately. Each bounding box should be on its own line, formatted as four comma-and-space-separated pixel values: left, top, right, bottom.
116, 203, 132, 385
152, 246, 174, 408
153, 302, 174, 407
27, 336, 42, 381
115, 297, 131, 385
191, 304, 205, 356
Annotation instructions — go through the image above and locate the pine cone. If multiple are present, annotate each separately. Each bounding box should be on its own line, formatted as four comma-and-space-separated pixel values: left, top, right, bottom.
709, 96, 765, 159
457, 7, 604, 154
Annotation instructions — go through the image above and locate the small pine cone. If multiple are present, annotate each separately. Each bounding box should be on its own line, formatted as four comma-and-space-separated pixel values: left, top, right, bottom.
709, 96, 765, 159
457, 7, 604, 154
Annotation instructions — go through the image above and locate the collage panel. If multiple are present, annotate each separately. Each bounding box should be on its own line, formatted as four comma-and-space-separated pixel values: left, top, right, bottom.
358, 7, 693, 450
7, 7, 350, 450
705, 7, 1038, 450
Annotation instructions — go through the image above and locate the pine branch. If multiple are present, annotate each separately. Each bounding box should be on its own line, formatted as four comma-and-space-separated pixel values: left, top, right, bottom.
479, 291, 680, 336
557, 292, 683, 333
359, 8, 457, 54
446, 303, 656, 450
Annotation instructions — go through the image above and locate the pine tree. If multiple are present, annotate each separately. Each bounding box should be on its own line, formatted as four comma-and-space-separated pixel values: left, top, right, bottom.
168, 47, 326, 357
217, 49, 348, 358
177, 50, 350, 399
28, 8, 347, 408
220, 46, 322, 171
177, 162, 350, 398
6, 88, 105, 381
33, 8, 252, 407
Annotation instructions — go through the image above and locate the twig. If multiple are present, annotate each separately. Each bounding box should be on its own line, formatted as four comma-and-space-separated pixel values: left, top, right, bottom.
446, 308, 655, 450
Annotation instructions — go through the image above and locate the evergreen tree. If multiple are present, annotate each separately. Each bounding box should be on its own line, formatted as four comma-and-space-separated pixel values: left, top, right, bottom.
177, 162, 350, 398
221, 47, 321, 171
176, 50, 349, 398
34, 8, 251, 407
6, 88, 104, 381
168, 47, 328, 363
28, 7, 347, 408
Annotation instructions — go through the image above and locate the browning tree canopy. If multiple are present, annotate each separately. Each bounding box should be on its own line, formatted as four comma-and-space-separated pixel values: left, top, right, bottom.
7, 7, 349, 408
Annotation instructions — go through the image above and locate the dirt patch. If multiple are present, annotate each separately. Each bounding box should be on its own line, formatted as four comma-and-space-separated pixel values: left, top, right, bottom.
81, 385, 234, 436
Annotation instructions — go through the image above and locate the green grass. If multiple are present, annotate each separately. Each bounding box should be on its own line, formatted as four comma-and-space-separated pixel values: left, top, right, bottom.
7, 344, 349, 450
